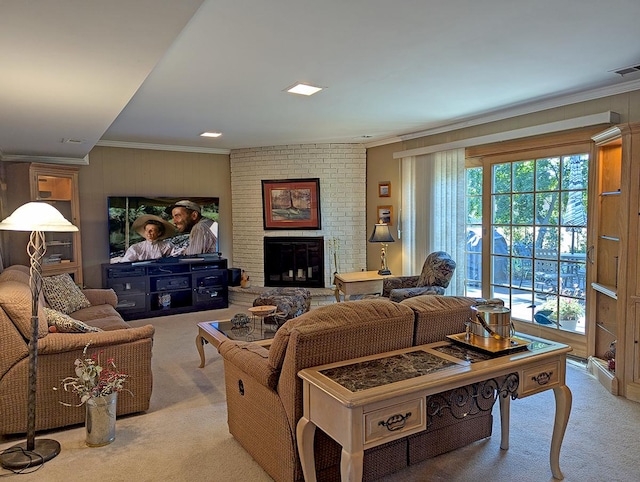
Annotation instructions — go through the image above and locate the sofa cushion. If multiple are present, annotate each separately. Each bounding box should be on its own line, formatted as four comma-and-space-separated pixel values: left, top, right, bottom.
42, 273, 91, 314
71, 304, 130, 331
0, 280, 49, 339
269, 299, 415, 372
400, 295, 477, 345
44, 307, 103, 333
0, 266, 31, 285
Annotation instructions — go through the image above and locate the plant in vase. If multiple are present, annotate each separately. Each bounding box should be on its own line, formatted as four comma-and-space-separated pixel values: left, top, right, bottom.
55, 342, 130, 446
541, 298, 584, 321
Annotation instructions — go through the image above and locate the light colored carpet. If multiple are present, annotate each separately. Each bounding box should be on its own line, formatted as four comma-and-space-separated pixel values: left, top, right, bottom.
2, 305, 639, 481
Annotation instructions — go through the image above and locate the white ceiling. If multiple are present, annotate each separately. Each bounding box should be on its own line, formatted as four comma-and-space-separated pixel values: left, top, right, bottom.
2, 0, 640, 160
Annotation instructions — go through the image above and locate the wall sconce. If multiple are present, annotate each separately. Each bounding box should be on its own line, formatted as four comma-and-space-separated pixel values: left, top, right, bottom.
368, 222, 395, 275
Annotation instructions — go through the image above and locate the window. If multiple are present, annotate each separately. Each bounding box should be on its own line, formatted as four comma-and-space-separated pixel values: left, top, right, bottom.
464, 166, 482, 298
465, 131, 592, 336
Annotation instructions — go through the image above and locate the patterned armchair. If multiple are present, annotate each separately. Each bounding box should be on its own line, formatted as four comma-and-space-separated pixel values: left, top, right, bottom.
253, 287, 312, 326
383, 251, 456, 302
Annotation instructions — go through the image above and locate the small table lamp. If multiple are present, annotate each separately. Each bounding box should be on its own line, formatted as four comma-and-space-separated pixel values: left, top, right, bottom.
368, 222, 395, 275
0, 202, 78, 469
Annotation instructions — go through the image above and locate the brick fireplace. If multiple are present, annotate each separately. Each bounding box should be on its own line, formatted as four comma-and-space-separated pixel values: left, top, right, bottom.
230, 143, 367, 287
264, 236, 324, 288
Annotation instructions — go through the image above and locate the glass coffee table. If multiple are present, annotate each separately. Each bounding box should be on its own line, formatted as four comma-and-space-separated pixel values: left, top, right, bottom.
196, 318, 277, 368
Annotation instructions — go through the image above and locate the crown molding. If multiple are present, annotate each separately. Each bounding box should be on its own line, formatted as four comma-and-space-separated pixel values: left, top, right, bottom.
399, 79, 640, 142
0, 153, 89, 165
96, 140, 230, 155
393, 111, 620, 159
363, 136, 403, 148
359, 78, 640, 150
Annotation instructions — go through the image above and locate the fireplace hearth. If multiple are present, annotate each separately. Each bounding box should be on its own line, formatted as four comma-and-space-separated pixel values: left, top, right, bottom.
264, 236, 324, 288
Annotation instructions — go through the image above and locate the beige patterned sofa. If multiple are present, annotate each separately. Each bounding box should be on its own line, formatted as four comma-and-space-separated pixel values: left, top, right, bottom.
219, 295, 497, 481
0, 265, 154, 435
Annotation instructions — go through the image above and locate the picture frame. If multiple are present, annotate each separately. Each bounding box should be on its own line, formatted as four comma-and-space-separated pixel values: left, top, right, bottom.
262, 178, 321, 230
378, 181, 391, 197
377, 205, 393, 225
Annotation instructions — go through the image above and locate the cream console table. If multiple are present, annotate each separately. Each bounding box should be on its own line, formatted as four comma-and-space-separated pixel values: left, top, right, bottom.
297, 335, 572, 481
333, 271, 387, 302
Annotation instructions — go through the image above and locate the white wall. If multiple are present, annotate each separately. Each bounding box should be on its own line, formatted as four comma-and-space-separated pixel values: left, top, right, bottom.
230, 144, 366, 287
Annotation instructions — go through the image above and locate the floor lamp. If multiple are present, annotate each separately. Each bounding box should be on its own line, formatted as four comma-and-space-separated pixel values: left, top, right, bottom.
0, 202, 78, 470
369, 222, 395, 275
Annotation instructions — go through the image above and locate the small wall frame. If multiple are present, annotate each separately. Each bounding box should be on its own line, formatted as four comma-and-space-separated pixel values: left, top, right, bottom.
377, 205, 393, 225
378, 181, 391, 197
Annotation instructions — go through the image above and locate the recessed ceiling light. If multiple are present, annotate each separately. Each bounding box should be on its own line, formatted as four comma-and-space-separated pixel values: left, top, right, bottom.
200, 132, 222, 138
285, 82, 323, 96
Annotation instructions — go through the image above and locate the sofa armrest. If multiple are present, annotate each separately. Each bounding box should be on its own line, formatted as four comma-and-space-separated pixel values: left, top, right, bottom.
37, 324, 155, 355
218, 340, 279, 390
82, 288, 117, 308
382, 275, 420, 297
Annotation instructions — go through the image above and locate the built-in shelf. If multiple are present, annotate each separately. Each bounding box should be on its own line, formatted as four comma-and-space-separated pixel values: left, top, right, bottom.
587, 356, 617, 395
596, 322, 616, 337
591, 282, 617, 299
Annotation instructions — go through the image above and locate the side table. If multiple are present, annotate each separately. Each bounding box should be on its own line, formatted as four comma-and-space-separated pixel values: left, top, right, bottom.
333, 271, 386, 302
248, 304, 278, 330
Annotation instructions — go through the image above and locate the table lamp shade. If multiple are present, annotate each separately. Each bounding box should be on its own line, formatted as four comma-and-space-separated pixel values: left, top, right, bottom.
368, 223, 394, 243
369, 223, 394, 275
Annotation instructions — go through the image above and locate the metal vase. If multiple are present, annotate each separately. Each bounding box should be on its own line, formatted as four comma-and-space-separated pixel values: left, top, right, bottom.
85, 392, 117, 447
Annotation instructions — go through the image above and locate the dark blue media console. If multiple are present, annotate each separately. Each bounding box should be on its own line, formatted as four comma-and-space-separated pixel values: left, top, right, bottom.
102, 256, 228, 320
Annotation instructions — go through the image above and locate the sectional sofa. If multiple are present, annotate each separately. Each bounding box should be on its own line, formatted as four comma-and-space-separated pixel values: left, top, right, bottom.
219, 295, 500, 481
0, 265, 154, 435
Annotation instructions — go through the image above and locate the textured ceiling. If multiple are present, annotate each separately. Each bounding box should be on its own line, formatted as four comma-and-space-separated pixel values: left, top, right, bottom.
2, 0, 640, 160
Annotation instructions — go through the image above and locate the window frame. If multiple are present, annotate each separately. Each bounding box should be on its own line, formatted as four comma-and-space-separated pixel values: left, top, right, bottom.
464, 127, 602, 349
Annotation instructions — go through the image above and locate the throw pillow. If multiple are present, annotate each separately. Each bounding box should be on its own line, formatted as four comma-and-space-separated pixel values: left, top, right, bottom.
44, 307, 103, 333
42, 273, 91, 315
0, 280, 49, 339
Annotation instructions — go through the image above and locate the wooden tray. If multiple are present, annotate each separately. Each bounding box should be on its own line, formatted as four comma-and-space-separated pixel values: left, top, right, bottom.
446, 332, 531, 355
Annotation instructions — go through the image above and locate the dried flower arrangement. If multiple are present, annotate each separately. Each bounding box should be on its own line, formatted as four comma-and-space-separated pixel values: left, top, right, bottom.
55, 342, 130, 406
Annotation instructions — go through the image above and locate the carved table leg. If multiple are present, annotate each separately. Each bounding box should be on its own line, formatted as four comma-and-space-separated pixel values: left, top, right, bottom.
340, 448, 364, 482
550, 384, 572, 480
196, 332, 207, 368
499, 393, 511, 450
297, 416, 318, 482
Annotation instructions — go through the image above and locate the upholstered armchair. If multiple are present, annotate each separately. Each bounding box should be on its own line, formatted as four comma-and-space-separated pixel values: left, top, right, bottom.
252, 287, 312, 326
383, 251, 456, 302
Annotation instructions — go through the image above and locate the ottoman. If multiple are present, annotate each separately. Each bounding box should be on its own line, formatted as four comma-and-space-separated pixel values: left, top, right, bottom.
252, 287, 312, 326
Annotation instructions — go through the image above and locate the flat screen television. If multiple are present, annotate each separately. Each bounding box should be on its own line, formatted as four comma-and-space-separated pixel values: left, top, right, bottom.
108, 196, 219, 262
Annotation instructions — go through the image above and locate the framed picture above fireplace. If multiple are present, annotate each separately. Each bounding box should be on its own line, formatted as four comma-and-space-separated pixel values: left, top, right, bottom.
261, 178, 321, 230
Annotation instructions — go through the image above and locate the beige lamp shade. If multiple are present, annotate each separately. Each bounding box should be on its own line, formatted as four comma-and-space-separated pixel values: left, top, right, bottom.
0, 202, 78, 232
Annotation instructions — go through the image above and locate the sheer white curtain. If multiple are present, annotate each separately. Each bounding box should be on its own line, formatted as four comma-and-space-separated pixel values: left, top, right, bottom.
400, 148, 466, 295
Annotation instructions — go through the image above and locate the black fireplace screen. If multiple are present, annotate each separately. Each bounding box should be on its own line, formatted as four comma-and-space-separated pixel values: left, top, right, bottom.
264, 236, 324, 288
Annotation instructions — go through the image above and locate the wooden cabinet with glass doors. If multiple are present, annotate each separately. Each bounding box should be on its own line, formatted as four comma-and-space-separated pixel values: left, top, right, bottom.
587, 123, 640, 401
4, 163, 83, 285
